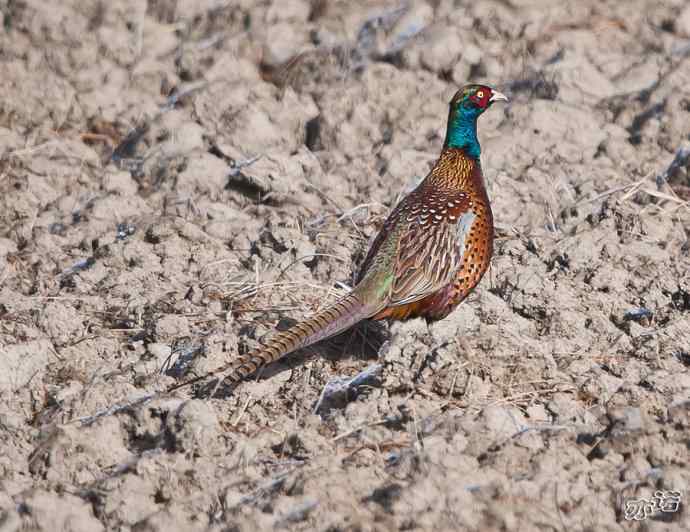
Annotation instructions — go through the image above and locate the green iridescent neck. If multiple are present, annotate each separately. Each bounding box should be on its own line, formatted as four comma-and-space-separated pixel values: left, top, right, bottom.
444, 105, 481, 158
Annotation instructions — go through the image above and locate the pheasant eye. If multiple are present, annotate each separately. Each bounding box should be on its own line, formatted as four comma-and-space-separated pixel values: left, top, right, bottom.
476, 90, 484, 99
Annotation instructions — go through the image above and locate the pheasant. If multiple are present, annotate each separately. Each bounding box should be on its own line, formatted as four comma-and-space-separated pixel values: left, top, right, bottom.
172, 84, 507, 392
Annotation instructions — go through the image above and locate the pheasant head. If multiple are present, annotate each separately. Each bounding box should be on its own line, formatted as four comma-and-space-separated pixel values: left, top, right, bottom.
444, 84, 508, 157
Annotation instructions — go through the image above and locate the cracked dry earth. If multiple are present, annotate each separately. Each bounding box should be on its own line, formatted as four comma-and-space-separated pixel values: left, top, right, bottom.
1, 1, 689, 531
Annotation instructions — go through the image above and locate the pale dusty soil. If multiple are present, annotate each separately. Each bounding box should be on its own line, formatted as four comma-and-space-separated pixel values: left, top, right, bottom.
1, 1, 689, 531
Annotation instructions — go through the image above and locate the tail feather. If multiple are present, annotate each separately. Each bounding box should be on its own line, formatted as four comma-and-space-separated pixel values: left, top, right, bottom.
167, 291, 377, 392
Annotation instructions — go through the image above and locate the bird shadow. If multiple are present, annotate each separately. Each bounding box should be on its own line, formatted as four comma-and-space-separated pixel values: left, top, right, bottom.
189, 319, 390, 399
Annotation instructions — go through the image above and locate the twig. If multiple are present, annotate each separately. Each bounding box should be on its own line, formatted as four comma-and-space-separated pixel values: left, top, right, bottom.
8, 140, 61, 158
486, 386, 568, 407
226, 472, 290, 511
220, 280, 334, 302
619, 177, 649, 202
129, 1, 146, 58
232, 395, 252, 427
313, 363, 383, 414
334, 281, 352, 293
332, 418, 388, 442
275, 253, 346, 281
92, 449, 164, 484
335, 203, 382, 223
342, 438, 410, 462
227, 154, 263, 177
73, 392, 158, 426
576, 176, 647, 205
510, 425, 574, 438
308, 201, 385, 228
274, 499, 318, 528
640, 188, 688, 205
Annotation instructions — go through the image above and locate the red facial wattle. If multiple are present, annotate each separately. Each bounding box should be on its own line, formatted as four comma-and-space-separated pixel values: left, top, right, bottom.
470, 87, 491, 108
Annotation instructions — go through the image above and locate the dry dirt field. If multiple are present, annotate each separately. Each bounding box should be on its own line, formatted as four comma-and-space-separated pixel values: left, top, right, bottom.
1, 1, 689, 531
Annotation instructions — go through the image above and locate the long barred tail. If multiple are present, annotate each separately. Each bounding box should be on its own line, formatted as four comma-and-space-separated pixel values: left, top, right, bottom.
167, 291, 374, 393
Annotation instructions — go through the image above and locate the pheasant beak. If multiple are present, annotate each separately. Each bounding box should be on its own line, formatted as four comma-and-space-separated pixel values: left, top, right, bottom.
489, 90, 508, 103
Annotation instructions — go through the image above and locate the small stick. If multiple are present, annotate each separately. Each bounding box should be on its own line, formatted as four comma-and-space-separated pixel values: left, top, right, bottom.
575, 176, 647, 205
313, 363, 382, 414
73, 393, 157, 426
227, 473, 290, 511
640, 188, 688, 205
274, 499, 318, 528
232, 395, 252, 427
332, 418, 388, 442
227, 154, 263, 177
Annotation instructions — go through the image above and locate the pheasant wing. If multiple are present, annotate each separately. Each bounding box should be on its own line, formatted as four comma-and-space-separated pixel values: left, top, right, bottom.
360, 190, 475, 306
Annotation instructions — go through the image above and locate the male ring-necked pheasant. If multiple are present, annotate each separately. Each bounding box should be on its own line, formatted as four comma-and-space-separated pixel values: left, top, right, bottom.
173, 84, 507, 391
